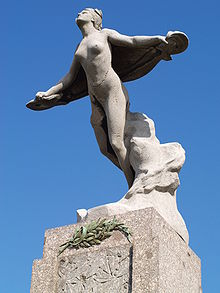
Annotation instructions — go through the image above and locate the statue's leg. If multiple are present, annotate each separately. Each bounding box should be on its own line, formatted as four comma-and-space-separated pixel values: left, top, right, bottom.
104, 84, 134, 188
90, 96, 121, 170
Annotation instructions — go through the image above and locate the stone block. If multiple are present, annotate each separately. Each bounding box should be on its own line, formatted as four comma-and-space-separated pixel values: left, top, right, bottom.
30, 208, 202, 293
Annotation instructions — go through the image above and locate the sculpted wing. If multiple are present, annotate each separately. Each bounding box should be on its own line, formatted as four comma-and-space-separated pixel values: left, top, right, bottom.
113, 31, 188, 82
26, 31, 188, 111
26, 65, 88, 111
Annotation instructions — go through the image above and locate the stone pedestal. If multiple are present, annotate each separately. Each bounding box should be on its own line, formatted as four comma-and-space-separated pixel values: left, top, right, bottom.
31, 208, 202, 293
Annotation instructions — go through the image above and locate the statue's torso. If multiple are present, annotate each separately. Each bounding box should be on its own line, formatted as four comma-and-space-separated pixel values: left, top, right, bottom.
75, 31, 113, 86
75, 30, 124, 108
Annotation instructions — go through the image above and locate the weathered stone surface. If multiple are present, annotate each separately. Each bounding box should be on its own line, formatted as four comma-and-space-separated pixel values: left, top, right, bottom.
57, 245, 132, 293
77, 113, 189, 244
31, 208, 201, 293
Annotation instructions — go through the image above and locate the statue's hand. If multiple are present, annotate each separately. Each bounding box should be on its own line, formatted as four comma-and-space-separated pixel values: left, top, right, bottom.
35, 91, 48, 100
156, 36, 172, 60
157, 36, 168, 45
156, 36, 169, 53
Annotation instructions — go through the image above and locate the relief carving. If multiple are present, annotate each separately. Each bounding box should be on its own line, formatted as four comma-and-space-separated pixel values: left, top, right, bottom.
57, 246, 132, 293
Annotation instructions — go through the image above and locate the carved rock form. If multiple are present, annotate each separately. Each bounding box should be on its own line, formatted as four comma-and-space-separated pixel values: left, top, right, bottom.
125, 112, 184, 192
77, 112, 189, 244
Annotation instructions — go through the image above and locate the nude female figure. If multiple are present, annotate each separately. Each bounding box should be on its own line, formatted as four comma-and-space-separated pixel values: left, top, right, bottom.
35, 8, 169, 188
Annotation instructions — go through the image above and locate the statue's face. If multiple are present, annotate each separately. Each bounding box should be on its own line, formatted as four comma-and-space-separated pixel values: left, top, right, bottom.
75, 9, 93, 26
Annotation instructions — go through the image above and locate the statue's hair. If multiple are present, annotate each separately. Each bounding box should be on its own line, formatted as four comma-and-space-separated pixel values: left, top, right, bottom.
85, 8, 103, 31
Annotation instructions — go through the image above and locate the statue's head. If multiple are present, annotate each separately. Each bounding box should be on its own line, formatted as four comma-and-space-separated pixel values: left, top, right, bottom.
76, 8, 103, 31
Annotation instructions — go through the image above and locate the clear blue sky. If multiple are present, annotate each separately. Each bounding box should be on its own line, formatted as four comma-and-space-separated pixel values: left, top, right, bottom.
1, 0, 219, 292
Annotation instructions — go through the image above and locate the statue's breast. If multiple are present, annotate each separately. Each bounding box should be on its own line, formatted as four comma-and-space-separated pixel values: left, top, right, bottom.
87, 40, 105, 57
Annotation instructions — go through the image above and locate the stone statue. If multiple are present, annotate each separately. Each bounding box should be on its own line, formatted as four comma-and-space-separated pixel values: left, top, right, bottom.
27, 8, 189, 242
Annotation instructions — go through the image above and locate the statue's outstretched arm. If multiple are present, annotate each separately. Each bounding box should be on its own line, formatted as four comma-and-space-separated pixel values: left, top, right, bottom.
36, 54, 81, 99
103, 28, 168, 48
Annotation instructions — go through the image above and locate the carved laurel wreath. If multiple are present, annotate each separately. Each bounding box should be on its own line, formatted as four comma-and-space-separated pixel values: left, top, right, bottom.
58, 216, 132, 256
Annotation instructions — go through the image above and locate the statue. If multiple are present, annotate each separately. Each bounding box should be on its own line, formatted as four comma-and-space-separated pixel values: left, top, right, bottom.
27, 8, 189, 242
27, 8, 188, 187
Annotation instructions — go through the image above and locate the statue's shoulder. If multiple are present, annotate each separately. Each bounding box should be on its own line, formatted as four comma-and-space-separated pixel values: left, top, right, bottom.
102, 28, 118, 36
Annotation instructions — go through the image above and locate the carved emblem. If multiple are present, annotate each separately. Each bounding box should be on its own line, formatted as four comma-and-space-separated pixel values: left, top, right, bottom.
57, 246, 132, 292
